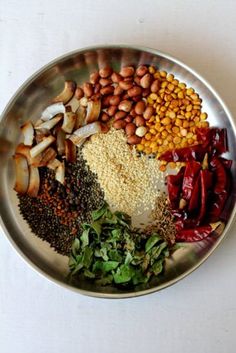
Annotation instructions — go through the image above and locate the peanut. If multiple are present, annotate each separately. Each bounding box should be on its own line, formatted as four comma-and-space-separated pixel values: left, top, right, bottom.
127, 135, 142, 145
100, 112, 110, 122
118, 100, 132, 112
99, 78, 112, 87
94, 83, 101, 94
113, 120, 126, 129
100, 86, 114, 95
135, 100, 146, 115
125, 115, 133, 123
99, 66, 113, 78
140, 73, 152, 88
109, 95, 120, 106
136, 65, 148, 77
89, 71, 100, 84
114, 85, 124, 95
128, 86, 142, 97
150, 80, 159, 93
111, 72, 122, 83
75, 87, 84, 100
143, 106, 154, 120
125, 123, 136, 136
114, 111, 127, 121
120, 66, 135, 78
107, 105, 117, 117
134, 116, 145, 127
83, 83, 93, 98
119, 80, 133, 90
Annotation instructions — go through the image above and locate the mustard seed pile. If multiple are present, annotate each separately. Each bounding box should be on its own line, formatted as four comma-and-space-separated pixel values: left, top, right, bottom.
82, 128, 164, 216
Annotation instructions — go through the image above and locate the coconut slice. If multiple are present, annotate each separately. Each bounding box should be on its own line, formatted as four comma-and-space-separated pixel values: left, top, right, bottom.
53, 81, 76, 105
13, 154, 29, 194
27, 166, 40, 197
55, 162, 65, 185
35, 128, 51, 143
61, 111, 76, 133
38, 147, 57, 167
69, 122, 102, 146
16, 143, 42, 166
47, 158, 61, 170
20, 121, 34, 146
85, 99, 101, 124
35, 114, 63, 130
56, 128, 66, 155
41, 102, 65, 121
30, 136, 55, 158
65, 139, 77, 163
75, 105, 86, 129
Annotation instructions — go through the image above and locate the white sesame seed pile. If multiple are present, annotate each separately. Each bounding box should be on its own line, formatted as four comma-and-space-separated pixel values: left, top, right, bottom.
82, 128, 164, 217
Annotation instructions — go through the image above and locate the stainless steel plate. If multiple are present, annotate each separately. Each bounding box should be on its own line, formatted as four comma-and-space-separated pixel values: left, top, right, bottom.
0, 45, 235, 298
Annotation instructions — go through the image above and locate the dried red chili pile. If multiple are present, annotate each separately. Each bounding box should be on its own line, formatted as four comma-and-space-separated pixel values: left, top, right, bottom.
160, 127, 232, 242
18, 150, 104, 255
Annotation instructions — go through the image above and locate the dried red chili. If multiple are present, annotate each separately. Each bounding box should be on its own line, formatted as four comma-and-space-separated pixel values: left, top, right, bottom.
198, 169, 213, 223
182, 161, 201, 201
188, 174, 200, 212
176, 224, 215, 242
166, 167, 185, 209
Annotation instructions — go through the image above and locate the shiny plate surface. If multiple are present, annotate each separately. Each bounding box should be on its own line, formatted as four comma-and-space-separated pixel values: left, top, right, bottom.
0, 45, 235, 298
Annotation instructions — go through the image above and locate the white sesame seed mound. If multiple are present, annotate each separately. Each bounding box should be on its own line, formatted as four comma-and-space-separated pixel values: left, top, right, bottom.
82, 129, 164, 217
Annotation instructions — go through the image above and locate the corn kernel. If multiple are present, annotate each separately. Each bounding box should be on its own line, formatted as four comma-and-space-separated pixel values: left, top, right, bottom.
150, 128, 156, 135
169, 111, 176, 119
186, 88, 194, 96
178, 82, 186, 89
183, 121, 189, 128
150, 93, 158, 100
173, 136, 181, 144
149, 66, 156, 74
161, 130, 168, 138
168, 142, 174, 149
144, 147, 152, 154
178, 91, 184, 99
147, 97, 154, 105
145, 133, 152, 141
200, 112, 208, 120
136, 144, 144, 152
188, 138, 194, 145
166, 74, 174, 82
172, 126, 180, 134
175, 119, 182, 127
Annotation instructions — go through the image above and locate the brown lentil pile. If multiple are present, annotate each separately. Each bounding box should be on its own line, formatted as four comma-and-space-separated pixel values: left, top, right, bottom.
18, 150, 104, 255
144, 193, 176, 245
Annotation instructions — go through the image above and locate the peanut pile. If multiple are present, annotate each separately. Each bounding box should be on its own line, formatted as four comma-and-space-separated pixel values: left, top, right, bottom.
75, 65, 209, 166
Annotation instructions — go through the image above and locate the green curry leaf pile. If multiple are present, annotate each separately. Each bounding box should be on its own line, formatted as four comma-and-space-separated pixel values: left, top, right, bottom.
69, 203, 174, 286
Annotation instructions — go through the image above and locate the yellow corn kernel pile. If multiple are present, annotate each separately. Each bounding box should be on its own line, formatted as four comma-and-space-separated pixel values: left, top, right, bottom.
138, 70, 209, 159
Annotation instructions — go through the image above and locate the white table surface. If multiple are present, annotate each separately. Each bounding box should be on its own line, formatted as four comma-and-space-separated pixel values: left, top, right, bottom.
1, 1, 236, 352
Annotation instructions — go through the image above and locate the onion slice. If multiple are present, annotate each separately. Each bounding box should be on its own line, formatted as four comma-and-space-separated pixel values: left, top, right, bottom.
65, 139, 77, 163
61, 112, 76, 133
55, 162, 65, 185
35, 115, 63, 130
13, 154, 29, 194
27, 166, 40, 197
41, 102, 65, 121
53, 81, 76, 105
30, 136, 55, 158
85, 99, 101, 124
20, 121, 34, 146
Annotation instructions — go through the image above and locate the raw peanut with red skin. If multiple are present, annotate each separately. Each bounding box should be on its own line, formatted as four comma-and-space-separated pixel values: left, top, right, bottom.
122, 93, 129, 100
102, 95, 113, 107
83, 83, 93, 98
125, 123, 136, 136
100, 86, 114, 95
136, 65, 148, 77
94, 83, 101, 94
130, 109, 137, 117
134, 115, 146, 127
119, 80, 133, 90
111, 72, 122, 83
99, 78, 112, 87
134, 76, 141, 85
114, 111, 127, 121
107, 105, 117, 117
100, 123, 110, 133
135, 100, 146, 115
90, 71, 100, 84
125, 115, 133, 123
127, 135, 142, 145
128, 86, 142, 97
140, 73, 152, 88
151, 80, 159, 93
114, 85, 124, 95
100, 112, 110, 122
109, 95, 120, 106
75, 87, 84, 100
143, 106, 154, 120
132, 95, 142, 102
142, 88, 150, 97
120, 66, 135, 78
118, 100, 132, 112
99, 66, 113, 78
113, 120, 126, 129
92, 93, 101, 100
124, 77, 133, 82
